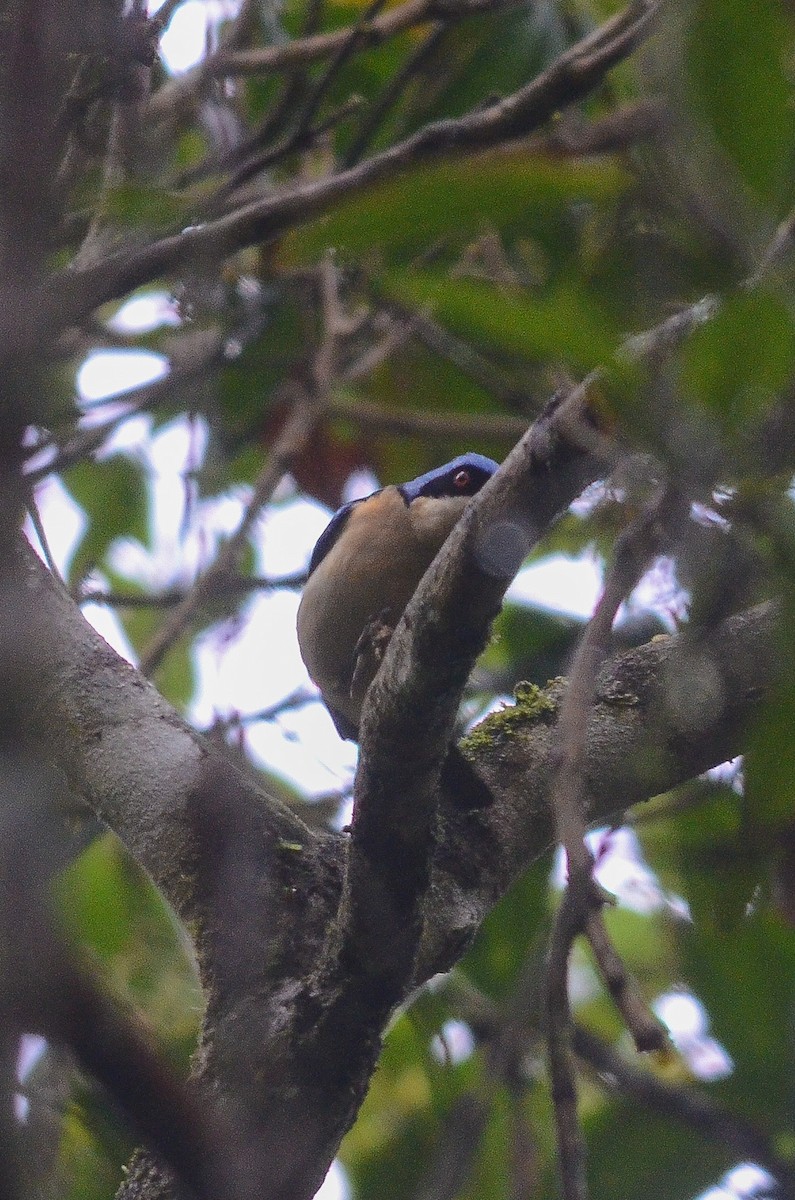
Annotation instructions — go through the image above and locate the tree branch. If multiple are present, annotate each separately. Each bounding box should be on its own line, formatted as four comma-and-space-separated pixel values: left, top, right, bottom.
16, 530, 778, 1200
299, 388, 616, 1082
8, 0, 660, 359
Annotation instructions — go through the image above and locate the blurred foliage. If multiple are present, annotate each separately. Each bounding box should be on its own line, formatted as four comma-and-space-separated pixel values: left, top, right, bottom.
26, 0, 795, 1194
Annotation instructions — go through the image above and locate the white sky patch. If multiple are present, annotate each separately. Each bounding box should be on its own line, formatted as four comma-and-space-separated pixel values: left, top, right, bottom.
694, 1164, 777, 1200
626, 555, 687, 629
157, 0, 243, 74
77, 350, 168, 404
314, 1159, 351, 1200
192, 591, 307, 718
108, 291, 181, 334
245, 700, 358, 795
568, 947, 601, 1006
654, 991, 733, 1082
552, 827, 691, 920
15, 1034, 48, 1123
158, 1, 209, 72
430, 1019, 476, 1066
508, 551, 603, 618
109, 416, 230, 590
705, 757, 744, 793
343, 468, 380, 502
82, 597, 139, 665
28, 476, 87, 577
17, 1035, 46, 1083
98, 413, 155, 458
258, 496, 328, 579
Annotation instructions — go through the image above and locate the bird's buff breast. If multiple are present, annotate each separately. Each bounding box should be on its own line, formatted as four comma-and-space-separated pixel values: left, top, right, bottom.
297, 489, 468, 728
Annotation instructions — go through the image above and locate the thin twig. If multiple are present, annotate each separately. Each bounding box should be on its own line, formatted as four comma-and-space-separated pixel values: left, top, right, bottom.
543, 483, 685, 1200
210, 0, 511, 78
139, 257, 348, 675
173, 0, 330, 189
204, 687, 318, 735
544, 885, 589, 1200
342, 21, 449, 168
139, 389, 320, 676
583, 912, 669, 1052
26, 495, 66, 589
23, 0, 661, 351
327, 394, 529, 440
78, 571, 306, 608
298, 0, 389, 138
396, 302, 529, 408
75, 3, 154, 271
573, 1025, 795, 1195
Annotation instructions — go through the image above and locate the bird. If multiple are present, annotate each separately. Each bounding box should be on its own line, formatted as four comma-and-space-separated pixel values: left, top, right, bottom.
297, 453, 499, 807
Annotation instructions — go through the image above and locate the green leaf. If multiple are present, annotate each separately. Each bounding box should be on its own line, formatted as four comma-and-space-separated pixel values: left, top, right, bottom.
461, 858, 552, 1001
586, 1099, 728, 1200
57, 834, 201, 1061
483, 601, 584, 686
288, 154, 629, 266
680, 291, 795, 435
65, 454, 149, 587
686, 0, 795, 208
105, 183, 193, 229
746, 673, 795, 832
381, 269, 617, 369
677, 907, 795, 1125
642, 782, 765, 931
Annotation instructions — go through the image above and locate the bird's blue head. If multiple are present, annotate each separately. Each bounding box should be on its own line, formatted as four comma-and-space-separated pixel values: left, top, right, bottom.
398, 453, 499, 504
306, 452, 500, 576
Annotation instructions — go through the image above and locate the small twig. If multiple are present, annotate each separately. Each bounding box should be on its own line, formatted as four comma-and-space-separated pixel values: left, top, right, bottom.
205, 0, 389, 204
26, 494, 66, 589
299, 0, 389, 139
74, 5, 154, 271
139, 257, 346, 676
215, 93, 363, 204
747, 206, 795, 287
377, 296, 528, 407
203, 687, 316, 734
139, 389, 320, 676
150, 0, 185, 33
342, 21, 449, 168
328, 394, 529, 440
28, 0, 661, 348
342, 316, 415, 381
78, 571, 306, 609
544, 885, 590, 1200
73, 103, 128, 269
573, 1025, 795, 1195
412, 1093, 492, 1200
208, 0, 512, 79
543, 483, 685, 1199
583, 911, 667, 1052
173, 0, 330, 190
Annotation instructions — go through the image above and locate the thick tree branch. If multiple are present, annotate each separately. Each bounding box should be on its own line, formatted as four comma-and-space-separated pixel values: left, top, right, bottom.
5, 0, 660, 359
15, 536, 317, 926
415, 600, 777, 982
296, 389, 618, 1093
16, 530, 777, 1200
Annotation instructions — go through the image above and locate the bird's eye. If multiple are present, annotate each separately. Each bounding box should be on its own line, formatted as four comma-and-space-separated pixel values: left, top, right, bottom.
453, 469, 471, 491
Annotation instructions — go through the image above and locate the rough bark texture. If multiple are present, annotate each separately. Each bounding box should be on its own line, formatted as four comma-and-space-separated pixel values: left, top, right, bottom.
16, 535, 777, 1200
